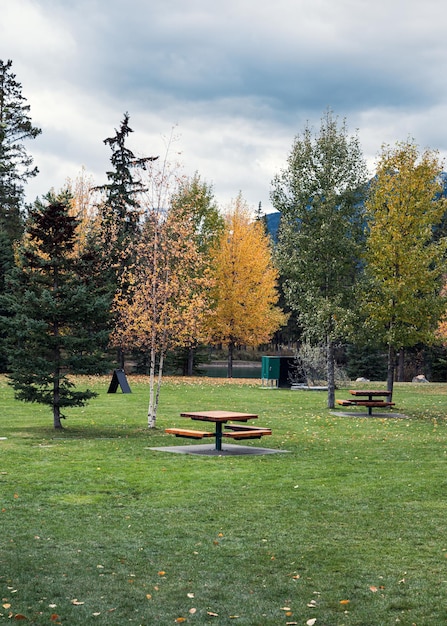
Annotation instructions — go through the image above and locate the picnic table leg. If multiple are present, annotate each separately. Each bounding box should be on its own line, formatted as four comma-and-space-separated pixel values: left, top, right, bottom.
215, 422, 223, 451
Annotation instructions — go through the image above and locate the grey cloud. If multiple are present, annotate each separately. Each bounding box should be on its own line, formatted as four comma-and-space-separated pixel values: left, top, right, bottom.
3, 0, 447, 212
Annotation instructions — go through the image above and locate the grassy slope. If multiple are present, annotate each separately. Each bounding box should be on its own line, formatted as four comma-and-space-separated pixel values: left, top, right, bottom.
1, 376, 447, 625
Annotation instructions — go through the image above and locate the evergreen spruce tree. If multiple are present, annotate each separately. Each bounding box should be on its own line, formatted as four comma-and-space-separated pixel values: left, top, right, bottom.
0, 60, 41, 371
0, 59, 41, 242
0, 190, 110, 429
97, 112, 158, 243
94, 113, 158, 368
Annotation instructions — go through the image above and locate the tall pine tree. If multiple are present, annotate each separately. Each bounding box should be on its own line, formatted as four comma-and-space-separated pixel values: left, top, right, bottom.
0, 60, 41, 371
96, 112, 158, 243
94, 113, 158, 368
0, 190, 110, 429
0, 59, 41, 242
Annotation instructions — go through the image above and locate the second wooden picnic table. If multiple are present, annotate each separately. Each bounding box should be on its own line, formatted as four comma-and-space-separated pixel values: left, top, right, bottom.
337, 390, 394, 415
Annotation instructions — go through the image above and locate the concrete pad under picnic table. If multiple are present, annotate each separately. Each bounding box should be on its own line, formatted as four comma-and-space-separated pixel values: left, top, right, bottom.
331, 410, 409, 419
148, 443, 289, 456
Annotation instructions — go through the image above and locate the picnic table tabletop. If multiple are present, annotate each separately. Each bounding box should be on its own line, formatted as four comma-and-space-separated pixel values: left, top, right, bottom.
180, 410, 258, 422
349, 389, 392, 397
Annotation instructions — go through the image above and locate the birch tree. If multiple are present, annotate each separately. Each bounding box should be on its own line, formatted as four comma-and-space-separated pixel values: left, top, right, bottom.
111, 160, 212, 427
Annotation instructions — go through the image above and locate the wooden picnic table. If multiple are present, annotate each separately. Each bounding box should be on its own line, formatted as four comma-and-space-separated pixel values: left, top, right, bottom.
336, 390, 395, 415
165, 410, 271, 451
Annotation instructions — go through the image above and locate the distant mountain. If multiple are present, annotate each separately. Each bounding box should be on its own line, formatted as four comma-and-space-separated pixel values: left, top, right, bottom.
265, 212, 281, 241
265, 172, 447, 242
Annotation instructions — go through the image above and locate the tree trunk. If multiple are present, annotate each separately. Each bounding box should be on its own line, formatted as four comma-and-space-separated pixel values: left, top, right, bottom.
187, 346, 194, 376
153, 351, 165, 423
52, 348, 63, 429
53, 406, 63, 429
117, 347, 125, 371
327, 338, 335, 409
397, 348, 404, 382
387, 344, 395, 399
148, 345, 157, 428
53, 376, 63, 429
228, 342, 234, 378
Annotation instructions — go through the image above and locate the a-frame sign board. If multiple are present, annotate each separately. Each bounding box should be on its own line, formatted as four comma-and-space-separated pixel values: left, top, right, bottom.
107, 369, 132, 394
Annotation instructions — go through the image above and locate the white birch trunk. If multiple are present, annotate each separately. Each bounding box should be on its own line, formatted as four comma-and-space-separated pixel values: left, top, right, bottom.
147, 344, 157, 428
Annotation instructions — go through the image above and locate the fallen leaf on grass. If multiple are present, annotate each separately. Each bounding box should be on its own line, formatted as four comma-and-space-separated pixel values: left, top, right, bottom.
175, 618, 186, 623
369, 586, 378, 592
71, 599, 85, 605
339, 599, 350, 605
306, 619, 317, 626
158, 571, 166, 576
187, 593, 194, 599
207, 611, 218, 616
189, 608, 197, 614
2, 604, 11, 609
13, 615, 27, 620
50, 615, 59, 622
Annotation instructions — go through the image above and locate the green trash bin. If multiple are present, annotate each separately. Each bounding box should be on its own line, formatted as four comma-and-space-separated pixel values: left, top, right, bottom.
261, 356, 297, 388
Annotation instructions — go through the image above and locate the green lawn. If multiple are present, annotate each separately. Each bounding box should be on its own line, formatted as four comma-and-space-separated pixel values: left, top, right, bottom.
1, 375, 447, 625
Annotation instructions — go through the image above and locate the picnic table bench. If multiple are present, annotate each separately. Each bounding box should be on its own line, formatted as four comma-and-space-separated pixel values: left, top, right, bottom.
164, 428, 214, 439
165, 411, 272, 451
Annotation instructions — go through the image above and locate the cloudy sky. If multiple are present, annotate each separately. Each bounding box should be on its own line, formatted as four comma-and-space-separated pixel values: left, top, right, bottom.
2, 0, 447, 213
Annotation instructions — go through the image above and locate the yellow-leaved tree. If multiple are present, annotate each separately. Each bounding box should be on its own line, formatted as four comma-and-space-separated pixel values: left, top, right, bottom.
205, 194, 287, 376
437, 279, 447, 345
363, 141, 447, 394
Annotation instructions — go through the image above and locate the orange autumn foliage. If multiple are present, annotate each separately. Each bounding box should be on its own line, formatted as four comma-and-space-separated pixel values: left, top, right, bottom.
205, 195, 287, 349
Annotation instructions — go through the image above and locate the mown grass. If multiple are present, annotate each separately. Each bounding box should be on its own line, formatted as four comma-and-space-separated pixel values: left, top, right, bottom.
1, 375, 447, 625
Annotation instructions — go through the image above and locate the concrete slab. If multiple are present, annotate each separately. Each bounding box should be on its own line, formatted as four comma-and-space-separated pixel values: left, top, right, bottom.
330, 411, 409, 419
148, 443, 289, 456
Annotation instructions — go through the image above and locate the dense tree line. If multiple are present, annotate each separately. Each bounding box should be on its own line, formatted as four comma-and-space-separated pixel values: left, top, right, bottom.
0, 60, 446, 426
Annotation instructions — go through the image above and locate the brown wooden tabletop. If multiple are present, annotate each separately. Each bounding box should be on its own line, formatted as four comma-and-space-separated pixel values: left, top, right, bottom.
349, 390, 391, 398
180, 410, 258, 422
